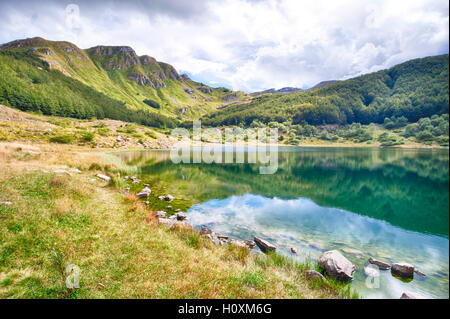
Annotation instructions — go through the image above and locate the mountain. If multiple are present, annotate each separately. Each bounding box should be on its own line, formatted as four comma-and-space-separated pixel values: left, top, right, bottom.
250, 87, 303, 96
0, 37, 245, 127
202, 54, 449, 126
306, 80, 339, 91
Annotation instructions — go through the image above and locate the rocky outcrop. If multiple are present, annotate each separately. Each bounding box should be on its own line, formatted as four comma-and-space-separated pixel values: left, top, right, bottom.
391, 262, 415, 278
318, 250, 355, 282
254, 237, 276, 252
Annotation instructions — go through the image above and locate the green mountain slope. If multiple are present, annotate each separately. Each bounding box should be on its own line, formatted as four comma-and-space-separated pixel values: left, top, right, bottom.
0, 37, 245, 127
203, 54, 449, 126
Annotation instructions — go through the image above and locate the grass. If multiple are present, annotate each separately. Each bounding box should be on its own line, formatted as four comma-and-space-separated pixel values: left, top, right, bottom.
0, 142, 356, 299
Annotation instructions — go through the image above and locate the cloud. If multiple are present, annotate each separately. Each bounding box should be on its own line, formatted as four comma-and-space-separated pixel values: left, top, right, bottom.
0, 0, 448, 92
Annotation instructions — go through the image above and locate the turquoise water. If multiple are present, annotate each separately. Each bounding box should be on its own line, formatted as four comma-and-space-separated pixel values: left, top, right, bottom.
116, 147, 449, 299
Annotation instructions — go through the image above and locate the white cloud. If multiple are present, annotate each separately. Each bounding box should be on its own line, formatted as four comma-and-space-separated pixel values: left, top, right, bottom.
0, 0, 448, 92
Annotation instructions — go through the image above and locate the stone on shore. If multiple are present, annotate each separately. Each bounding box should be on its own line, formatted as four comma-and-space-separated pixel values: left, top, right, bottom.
368, 257, 391, 270
391, 262, 415, 278
245, 240, 256, 248
400, 291, 424, 299
176, 212, 187, 220
291, 247, 297, 254
318, 250, 355, 282
304, 270, 326, 282
136, 187, 151, 198
254, 236, 276, 252
96, 173, 111, 182
156, 211, 166, 217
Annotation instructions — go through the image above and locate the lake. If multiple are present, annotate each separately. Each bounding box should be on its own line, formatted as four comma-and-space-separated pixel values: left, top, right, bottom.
115, 147, 449, 299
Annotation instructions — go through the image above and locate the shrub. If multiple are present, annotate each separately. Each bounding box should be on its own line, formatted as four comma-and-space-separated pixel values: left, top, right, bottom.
80, 132, 95, 142
49, 134, 74, 144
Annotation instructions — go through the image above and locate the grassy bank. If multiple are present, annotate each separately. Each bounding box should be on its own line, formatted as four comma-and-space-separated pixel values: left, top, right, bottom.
0, 142, 356, 298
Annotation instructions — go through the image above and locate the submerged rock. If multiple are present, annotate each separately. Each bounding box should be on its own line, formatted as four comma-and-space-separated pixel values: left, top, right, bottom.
254, 236, 276, 252
368, 257, 390, 270
318, 250, 355, 282
414, 269, 426, 277
391, 262, 415, 279
364, 265, 380, 277
291, 247, 298, 254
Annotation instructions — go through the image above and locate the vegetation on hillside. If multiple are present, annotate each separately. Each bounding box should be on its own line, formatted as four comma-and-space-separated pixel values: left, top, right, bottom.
202, 55, 449, 130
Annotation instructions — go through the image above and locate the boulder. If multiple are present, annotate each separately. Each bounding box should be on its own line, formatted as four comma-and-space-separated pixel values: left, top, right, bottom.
400, 291, 424, 299
304, 270, 326, 282
254, 236, 276, 252
391, 262, 415, 278
176, 212, 187, 220
318, 250, 355, 282
96, 173, 111, 182
368, 257, 390, 270
136, 187, 151, 198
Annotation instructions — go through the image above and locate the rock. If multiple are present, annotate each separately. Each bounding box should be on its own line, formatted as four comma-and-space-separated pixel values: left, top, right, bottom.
136, 187, 151, 198
176, 212, 187, 220
156, 211, 166, 217
166, 205, 173, 210
217, 234, 229, 240
245, 240, 256, 248
145, 201, 149, 205
291, 247, 297, 254
143, 184, 150, 187
54, 169, 72, 176
199, 226, 213, 236
1, 201, 12, 205
164, 194, 174, 201
229, 239, 248, 248
175, 208, 181, 212
158, 217, 175, 227
414, 269, 426, 277
70, 168, 82, 174
96, 173, 111, 182
400, 291, 424, 299
341, 247, 364, 257
304, 270, 326, 282
391, 262, 415, 278
368, 257, 391, 270
116, 172, 120, 178
124, 176, 129, 180
116, 135, 123, 142
318, 250, 355, 282
254, 236, 276, 253
158, 196, 166, 200
364, 265, 380, 277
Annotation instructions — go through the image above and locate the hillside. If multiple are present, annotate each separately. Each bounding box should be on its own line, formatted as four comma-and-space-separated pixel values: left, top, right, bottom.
203, 54, 449, 127
0, 37, 245, 127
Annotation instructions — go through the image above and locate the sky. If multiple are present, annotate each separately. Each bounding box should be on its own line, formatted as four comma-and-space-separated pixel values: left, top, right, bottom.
0, 0, 448, 92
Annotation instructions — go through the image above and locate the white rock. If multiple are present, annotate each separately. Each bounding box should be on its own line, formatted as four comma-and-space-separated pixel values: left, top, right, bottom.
400, 291, 425, 299
96, 173, 111, 182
